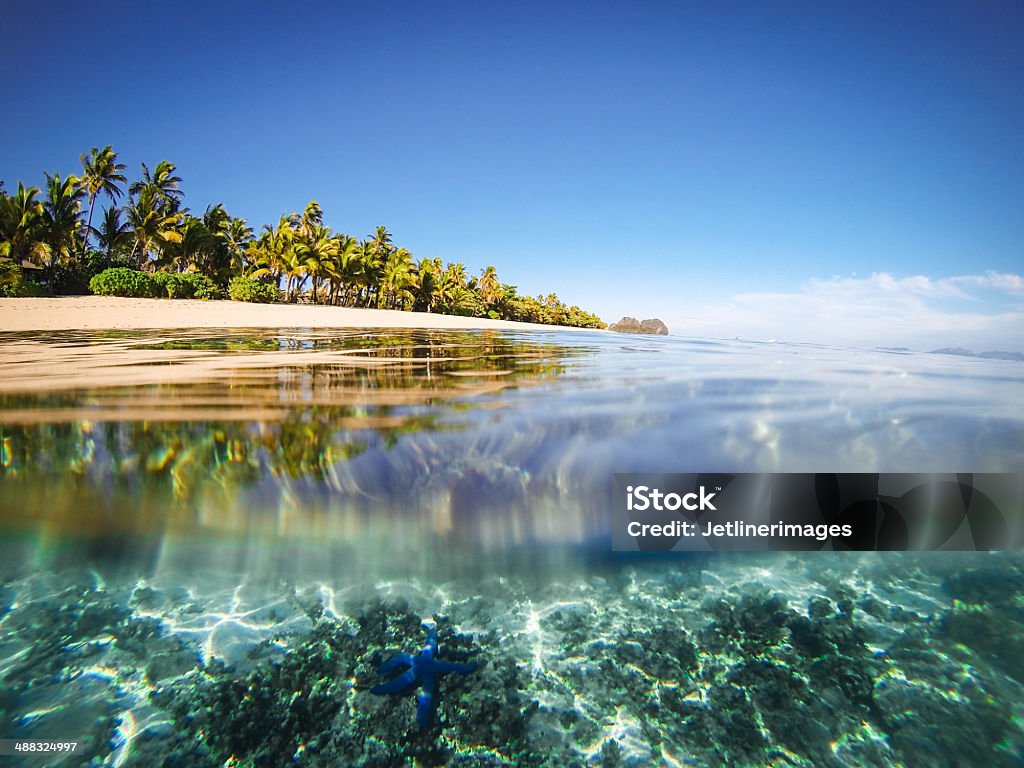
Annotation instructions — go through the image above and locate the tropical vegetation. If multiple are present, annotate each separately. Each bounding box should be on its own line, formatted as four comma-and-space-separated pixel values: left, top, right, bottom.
0, 147, 605, 328
228, 275, 280, 304
89, 267, 159, 298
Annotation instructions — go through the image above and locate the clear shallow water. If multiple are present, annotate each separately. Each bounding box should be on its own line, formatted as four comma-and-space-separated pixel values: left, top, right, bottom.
1, 329, 1022, 766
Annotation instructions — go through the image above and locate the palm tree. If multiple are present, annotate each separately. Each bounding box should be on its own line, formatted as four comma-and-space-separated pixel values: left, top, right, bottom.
380, 247, 415, 309
542, 293, 568, 326
95, 206, 131, 263
436, 261, 468, 309
245, 224, 275, 279
130, 160, 184, 213
328, 233, 360, 305
255, 205, 326, 302
295, 201, 323, 238
125, 187, 182, 265
247, 216, 294, 289
354, 239, 381, 307
223, 216, 254, 275
202, 203, 230, 235
41, 172, 85, 273
0, 183, 48, 266
164, 215, 213, 272
367, 225, 394, 307
259, 218, 305, 302
294, 224, 338, 304
282, 248, 307, 302
477, 265, 502, 309
79, 146, 127, 253
194, 204, 235, 281
369, 225, 393, 265
413, 257, 441, 312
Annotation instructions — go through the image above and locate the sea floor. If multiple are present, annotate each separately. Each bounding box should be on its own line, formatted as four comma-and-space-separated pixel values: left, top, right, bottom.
2, 547, 1023, 767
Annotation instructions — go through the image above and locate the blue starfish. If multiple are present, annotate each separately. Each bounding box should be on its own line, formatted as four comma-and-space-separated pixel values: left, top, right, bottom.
370, 625, 477, 728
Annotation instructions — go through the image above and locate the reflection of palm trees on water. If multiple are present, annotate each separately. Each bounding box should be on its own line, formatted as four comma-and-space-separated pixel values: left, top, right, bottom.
0, 329, 590, 539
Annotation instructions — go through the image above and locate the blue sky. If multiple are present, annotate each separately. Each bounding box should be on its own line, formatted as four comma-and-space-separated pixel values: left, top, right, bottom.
2, 1, 1022, 348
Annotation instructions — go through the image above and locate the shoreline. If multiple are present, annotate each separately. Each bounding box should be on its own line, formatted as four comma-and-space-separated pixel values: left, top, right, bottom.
0, 296, 602, 333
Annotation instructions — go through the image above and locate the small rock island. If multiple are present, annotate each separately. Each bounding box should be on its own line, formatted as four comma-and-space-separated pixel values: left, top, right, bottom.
608, 316, 669, 335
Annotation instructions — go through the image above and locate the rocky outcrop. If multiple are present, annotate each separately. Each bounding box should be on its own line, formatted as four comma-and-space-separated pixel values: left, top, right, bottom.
608, 316, 669, 335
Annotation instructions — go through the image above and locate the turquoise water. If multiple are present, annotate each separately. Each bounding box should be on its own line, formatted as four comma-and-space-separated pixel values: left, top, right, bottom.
1, 329, 1022, 766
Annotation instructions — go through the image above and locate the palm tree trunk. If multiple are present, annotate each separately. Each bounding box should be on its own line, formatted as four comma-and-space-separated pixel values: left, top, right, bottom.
83, 191, 97, 258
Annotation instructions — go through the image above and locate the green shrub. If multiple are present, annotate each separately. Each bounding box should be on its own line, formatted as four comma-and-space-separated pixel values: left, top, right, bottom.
228, 276, 279, 303
152, 271, 195, 299
145, 271, 222, 299
89, 267, 159, 298
0, 262, 44, 297
183, 273, 221, 300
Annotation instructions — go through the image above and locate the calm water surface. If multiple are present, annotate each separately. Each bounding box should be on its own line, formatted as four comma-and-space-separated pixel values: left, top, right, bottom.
1, 329, 1022, 766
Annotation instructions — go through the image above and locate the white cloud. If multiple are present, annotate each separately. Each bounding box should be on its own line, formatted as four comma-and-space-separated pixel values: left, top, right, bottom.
664, 271, 1024, 351
948, 271, 1024, 294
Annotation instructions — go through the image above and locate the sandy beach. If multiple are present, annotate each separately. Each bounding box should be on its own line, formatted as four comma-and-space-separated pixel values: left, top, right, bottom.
0, 297, 598, 407
0, 296, 592, 332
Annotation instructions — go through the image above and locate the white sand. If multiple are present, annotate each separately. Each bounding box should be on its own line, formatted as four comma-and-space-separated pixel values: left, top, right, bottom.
0, 296, 596, 332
